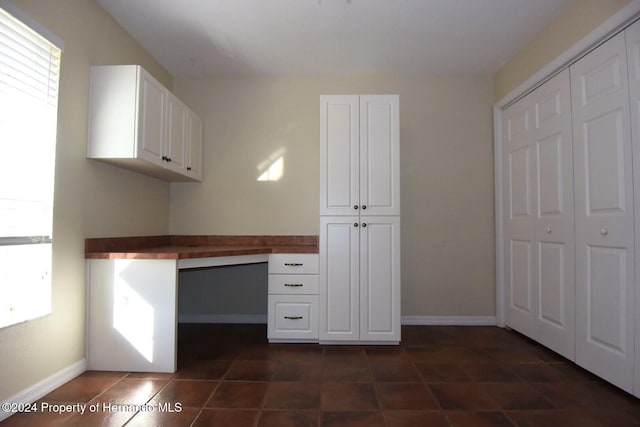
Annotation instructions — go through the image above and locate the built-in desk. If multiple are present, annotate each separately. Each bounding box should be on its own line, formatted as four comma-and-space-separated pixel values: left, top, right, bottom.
85, 235, 318, 373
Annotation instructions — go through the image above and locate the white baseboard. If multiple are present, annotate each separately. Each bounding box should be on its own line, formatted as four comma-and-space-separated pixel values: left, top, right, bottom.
178, 314, 268, 324
401, 316, 497, 326
178, 314, 497, 326
1, 359, 86, 422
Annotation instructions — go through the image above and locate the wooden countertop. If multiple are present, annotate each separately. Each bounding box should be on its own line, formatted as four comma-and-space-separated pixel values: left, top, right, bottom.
85, 235, 318, 260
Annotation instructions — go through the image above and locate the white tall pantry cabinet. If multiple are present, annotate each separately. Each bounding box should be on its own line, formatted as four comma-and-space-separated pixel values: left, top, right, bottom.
501, 21, 640, 396
319, 95, 401, 343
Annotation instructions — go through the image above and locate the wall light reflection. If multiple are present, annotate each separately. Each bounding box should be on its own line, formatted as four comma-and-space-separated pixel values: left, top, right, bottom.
257, 148, 285, 181
113, 259, 155, 362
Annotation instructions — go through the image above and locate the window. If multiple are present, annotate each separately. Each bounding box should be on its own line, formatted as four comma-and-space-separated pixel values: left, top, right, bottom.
0, 5, 61, 328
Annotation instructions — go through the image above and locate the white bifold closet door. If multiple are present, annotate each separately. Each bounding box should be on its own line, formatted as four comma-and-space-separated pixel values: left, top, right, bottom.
571, 31, 635, 393
625, 18, 640, 399
503, 69, 575, 360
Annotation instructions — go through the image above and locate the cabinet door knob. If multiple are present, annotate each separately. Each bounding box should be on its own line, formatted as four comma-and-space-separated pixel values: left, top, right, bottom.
161, 155, 167, 160
362, 205, 367, 210
601, 228, 608, 236
362, 223, 367, 227
187, 167, 192, 171
167, 157, 172, 162
546, 227, 552, 234
354, 205, 359, 210
354, 223, 359, 227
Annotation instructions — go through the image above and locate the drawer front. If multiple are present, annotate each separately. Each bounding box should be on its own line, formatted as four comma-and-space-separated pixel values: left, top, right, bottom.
268, 254, 318, 274
268, 274, 319, 295
268, 295, 318, 340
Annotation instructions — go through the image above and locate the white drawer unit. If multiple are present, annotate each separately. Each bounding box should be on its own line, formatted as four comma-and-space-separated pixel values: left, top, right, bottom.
268, 254, 319, 275
268, 253, 319, 343
268, 274, 319, 295
268, 295, 318, 341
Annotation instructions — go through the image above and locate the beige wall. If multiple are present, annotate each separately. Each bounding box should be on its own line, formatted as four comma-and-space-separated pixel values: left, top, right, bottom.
170, 75, 496, 317
493, 0, 632, 101
0, 0, 172, 401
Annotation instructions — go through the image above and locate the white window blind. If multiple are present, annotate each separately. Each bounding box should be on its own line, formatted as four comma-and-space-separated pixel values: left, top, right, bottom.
0, 6, 61, 328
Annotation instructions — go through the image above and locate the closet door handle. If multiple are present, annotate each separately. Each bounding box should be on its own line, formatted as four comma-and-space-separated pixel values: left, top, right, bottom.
361, 205, 367, 210
354, 205, 359, 210
362, 223, 367, 227
354, 223, 359, 227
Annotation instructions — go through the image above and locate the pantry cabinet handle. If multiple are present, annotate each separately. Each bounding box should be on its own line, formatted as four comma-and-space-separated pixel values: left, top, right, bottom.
284, 316, 303, 320
284, 263, 303, 266
284, 283, 303, 287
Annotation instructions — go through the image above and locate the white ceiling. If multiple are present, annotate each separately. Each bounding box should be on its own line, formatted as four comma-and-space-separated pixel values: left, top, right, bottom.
96, 0, 571, 77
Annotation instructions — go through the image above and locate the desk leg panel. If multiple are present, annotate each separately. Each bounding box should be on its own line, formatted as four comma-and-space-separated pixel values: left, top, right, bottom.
87, 259, 178, 373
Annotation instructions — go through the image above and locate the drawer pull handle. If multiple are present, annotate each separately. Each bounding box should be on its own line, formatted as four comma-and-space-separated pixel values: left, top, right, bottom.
284, 316, 303, 320
284, 283, 303, 287
284, 263, 303, 266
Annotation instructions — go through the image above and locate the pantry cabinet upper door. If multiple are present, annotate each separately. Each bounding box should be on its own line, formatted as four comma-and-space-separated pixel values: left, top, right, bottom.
359, 95, 400, 216
320, 96, 360, 216
571, 32, 635, 393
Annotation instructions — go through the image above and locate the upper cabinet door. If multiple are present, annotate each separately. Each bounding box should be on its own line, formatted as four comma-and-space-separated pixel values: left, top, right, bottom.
166, 92, 187, 174
360, 95, 400, 216
320, 95, 360, 216
187, 111, 203, 181
137, 69, 166, 167
571, 32, 635, 393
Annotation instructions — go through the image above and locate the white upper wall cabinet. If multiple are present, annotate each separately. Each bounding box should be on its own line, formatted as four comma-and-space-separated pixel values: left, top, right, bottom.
87, 65, 202, 182
320, 95, 400, 216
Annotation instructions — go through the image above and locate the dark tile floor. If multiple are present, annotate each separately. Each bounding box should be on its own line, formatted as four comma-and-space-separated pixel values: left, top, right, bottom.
2, 324, 640, 426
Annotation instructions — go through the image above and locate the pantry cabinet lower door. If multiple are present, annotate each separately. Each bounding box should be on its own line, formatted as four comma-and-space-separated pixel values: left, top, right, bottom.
359, 216, 400, 342
319, 216, 360, 341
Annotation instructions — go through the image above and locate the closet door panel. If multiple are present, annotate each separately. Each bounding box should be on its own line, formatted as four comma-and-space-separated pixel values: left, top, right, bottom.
503, 99, 536, 337
503, 69, 574, 359
571, 32, 635, 392
537, 241, 565, 327
533, 70, 575, 359
626, 19, 640, 398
